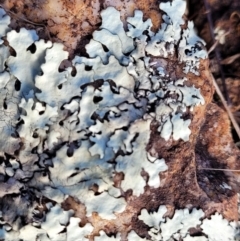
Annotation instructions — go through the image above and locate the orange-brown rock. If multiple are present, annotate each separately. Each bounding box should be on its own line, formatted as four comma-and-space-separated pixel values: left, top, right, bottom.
1, 0, 162, 58
1, 0, 239, 239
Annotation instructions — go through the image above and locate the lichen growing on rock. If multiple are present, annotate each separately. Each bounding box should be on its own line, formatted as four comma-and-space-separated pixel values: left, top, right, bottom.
0, 0, 239, 240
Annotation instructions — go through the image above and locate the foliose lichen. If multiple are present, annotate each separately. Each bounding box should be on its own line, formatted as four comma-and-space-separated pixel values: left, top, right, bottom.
0, 0, 237, 240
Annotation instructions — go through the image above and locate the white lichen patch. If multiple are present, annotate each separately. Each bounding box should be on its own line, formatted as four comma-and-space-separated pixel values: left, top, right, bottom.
0, 8, 10, 44
18, 206, 93, 241
183, 235, 208, 241
201, 213, 237, 241
127, 230, 149, 241
139, 206, 238, 241
139, 205, 167, 230
178, 21, 208, 75
7, 29, 52, 95
19, 225, 49, 241
95, 230, 121, 241
155, 77, 205, 141
0, 0, 235, 240
116, 118, 168, 196
41, 204, 74, 240
67, 217, 93, 241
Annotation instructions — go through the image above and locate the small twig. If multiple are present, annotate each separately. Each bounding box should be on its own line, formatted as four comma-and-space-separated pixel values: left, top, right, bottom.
203, 0, 230, 104
210, 73, 240, 140
221, 53, 240, 65
198, 167, 240, 172
208, 30, 230, 55
208, 39, 219, 55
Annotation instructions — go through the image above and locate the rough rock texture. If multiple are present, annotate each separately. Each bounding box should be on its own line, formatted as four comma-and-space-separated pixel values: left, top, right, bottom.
0, 0, 239, 241
147, 86, 239, 222
1, 0, 162, 58
189, 0, 240, 138
197, 102, 240, 198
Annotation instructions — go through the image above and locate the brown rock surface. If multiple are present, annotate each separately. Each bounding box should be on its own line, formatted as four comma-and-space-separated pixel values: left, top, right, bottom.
62, 97, 240, 239
1, 0, 162, 58
0, 0, 239, 239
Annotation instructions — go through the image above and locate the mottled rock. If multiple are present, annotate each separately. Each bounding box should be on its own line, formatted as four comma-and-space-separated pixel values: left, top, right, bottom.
0, 1, 239, 241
